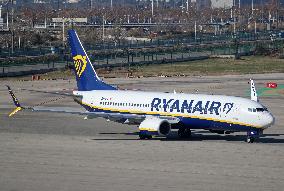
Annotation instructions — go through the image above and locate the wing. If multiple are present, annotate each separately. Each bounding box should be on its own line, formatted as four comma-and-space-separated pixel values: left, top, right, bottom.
32, 106, 180, 125
32, 105, 146, 124
19, 88, 74, 97
6, 86, 180, 125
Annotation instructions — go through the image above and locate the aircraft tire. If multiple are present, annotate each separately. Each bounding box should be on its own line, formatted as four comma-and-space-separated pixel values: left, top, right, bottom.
139, 133, 146, 140
139, 133, 152, 140
178, 128, 191, 139
147, 135, 152, 139
246, 136, 255, 143
185, 128, 191, 137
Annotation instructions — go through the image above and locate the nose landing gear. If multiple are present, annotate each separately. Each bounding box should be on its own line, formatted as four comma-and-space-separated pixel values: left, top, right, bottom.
246, 136, 255, 143
246, 130, 262, 143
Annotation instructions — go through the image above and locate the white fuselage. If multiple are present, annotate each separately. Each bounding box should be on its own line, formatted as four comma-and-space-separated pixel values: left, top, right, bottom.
74, 90, 275, 131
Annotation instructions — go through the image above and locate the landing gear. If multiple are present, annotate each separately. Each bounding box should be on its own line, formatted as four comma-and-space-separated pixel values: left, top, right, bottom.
246, 130, 262, 143
178, 127, 191, 138
246, 136, 255, 143
139, 133, 152, 140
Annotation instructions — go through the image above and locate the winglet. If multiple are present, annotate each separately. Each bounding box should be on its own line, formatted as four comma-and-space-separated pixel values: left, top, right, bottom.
9, 107, 22, 117
6, 85, 23, 117
250, 79, 258, 102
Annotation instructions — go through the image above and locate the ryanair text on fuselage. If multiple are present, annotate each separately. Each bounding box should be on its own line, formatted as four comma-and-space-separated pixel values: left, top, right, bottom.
151, 98, 234, 115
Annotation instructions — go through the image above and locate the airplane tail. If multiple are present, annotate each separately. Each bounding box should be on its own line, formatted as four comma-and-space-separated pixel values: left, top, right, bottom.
68, 29, 116, 91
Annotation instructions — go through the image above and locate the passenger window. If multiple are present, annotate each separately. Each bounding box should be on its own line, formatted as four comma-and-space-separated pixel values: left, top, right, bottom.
248, 108, 252, 112
253, 108, 256, 112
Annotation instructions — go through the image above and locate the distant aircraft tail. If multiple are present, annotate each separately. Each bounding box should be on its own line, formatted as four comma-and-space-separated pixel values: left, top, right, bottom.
68, 29, 116, 91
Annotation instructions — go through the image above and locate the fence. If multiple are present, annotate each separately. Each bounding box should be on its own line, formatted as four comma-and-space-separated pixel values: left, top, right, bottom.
0, 31, 274, 58
0, 36, 283, 77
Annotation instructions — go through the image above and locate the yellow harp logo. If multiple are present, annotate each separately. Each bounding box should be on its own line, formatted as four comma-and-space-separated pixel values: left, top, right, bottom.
73, 55, 87, 78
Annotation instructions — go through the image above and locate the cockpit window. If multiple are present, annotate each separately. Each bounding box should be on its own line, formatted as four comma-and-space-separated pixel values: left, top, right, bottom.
257, 108, 268, 112
248, 107, 268, 112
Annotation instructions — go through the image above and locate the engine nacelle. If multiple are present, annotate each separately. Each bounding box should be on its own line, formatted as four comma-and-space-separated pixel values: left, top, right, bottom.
139, 118, 171, 136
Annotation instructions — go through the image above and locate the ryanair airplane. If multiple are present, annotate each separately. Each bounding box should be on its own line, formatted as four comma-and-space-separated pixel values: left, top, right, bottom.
7, 29, 275, 143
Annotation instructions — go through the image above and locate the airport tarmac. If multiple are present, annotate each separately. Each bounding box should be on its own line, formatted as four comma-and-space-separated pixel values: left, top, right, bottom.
0, 73, 284, 191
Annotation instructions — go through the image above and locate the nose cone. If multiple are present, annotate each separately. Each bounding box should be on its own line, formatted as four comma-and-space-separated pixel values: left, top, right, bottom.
264, 113, 275, 128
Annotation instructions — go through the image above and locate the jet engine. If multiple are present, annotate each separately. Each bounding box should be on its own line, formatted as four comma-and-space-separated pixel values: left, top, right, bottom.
139, 118, 171, 136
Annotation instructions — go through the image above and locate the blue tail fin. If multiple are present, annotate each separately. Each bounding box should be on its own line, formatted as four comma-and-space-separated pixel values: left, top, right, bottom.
68, 29, 116, 91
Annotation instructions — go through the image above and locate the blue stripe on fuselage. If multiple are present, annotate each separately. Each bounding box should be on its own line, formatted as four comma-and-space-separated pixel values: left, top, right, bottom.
80, 102, 258, 132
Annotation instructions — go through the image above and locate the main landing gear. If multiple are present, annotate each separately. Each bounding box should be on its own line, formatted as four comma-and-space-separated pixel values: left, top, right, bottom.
178, 127, 192, 139
139, 133, 152, 140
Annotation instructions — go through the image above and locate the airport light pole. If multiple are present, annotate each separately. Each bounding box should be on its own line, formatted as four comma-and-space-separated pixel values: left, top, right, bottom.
62, 17, 65, 47
151, 0, 154, 16
252, 0, 254, 15
231, 2, 237, 35
6, 9, 8, 29
186, 0, 189, 12
194, 21, 197, 42
10, 1, 14, 54
102, 15, 105, 41
255, 21, 257, 34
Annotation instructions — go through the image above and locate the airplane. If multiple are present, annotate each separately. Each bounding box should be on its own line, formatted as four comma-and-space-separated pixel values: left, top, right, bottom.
6, 29, 275, 143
